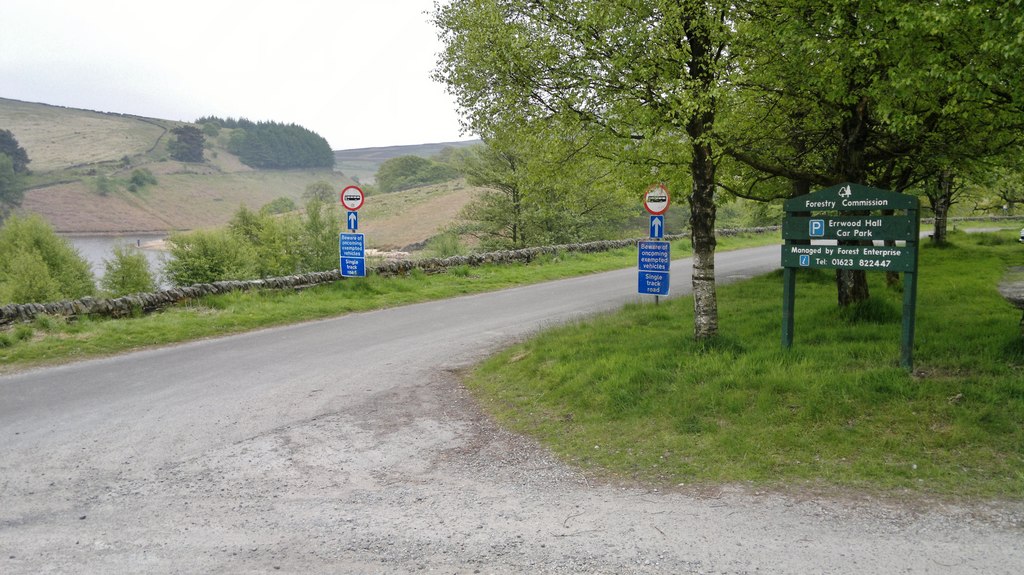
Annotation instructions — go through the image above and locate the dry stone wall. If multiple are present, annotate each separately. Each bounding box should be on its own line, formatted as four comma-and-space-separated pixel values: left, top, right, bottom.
0, 226, 763, 327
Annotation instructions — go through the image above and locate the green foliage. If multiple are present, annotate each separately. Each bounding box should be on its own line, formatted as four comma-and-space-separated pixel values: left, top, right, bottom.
165, 200, 342, 286
375, 155, 459, 193
0, 154, 23, 220
301, 199, 341, 272
426, 232, 466, 258
223, 119, 334, 170
168, 125, 205, 163
0, 129, 30, 173
2, 250, 61, 302
723, 1, 1024, 191
163, 229, 257, 286
0, 214, 95, 303
260, 196, 297, 215
200, 122, 220, 138
454, 139, 632, 249
93, 173, 115, 196
303, 180, 336, 203
100, 244, 157, 296
128, 168, 157, 192
0, 324, 33, 348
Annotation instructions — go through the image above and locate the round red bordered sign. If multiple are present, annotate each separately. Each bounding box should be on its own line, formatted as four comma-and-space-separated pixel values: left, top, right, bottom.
643, 183, 670, 215
340, 185, 365, 211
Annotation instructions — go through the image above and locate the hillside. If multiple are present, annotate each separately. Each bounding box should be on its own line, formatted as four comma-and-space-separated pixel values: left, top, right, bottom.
334, 140, 480, 184
1, 98, 478, 247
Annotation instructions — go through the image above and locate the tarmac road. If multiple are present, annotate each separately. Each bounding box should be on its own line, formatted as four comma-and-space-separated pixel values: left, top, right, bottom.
1, 245, 1021, 574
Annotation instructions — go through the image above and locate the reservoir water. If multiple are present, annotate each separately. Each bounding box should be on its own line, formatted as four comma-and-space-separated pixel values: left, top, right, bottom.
63, 234, 169, 285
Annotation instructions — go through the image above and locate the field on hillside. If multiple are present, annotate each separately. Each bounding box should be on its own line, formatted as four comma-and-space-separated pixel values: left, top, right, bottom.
0, 97, 173, 171
360, 180, 482, 250
3, 98, 480, 246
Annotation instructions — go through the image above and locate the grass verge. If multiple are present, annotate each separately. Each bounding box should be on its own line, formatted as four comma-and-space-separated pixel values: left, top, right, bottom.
466, 230, 1024, 499
0, 233, 772, 371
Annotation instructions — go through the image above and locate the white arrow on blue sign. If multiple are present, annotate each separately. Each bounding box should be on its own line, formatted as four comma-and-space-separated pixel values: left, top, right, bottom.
649, 215, 664, 239
347, 211, 358, 231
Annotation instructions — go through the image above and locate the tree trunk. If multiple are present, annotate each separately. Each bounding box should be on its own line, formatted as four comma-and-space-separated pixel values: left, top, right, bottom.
684, 12, 719, 341
931, 170, 954, 246
834, 97, 871, 307
836, 268, 870, 307
690, 137, 718, 340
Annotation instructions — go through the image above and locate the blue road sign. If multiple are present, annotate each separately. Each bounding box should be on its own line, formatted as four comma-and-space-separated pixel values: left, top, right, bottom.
339, 233, 365, 277
638, 241, 670, 296
638, 241, 671, 272
799, 254, 810, 267
649, 215, 665, 239
340, 256, 366, 277
809, 219, 825, 237
347, 211, 358, 231
340, 233, 365, 258
638, 271, 670, 296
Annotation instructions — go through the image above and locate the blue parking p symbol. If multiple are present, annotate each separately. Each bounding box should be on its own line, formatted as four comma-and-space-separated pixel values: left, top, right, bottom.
809, 219, 825, 238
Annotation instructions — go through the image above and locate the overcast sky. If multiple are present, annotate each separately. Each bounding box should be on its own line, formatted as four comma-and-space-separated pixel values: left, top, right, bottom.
0, 0, 472, 150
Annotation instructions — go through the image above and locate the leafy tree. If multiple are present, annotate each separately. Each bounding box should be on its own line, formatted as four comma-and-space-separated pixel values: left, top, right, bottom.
94, 173, 115, 196
128, 168, 157, 192
303, 180, 336, 203
986, 164, 1024, 215
168, 125, 206, 163
375, 155, 459, 193
101, 244, 157, 296
454, 137, 629, 249
454, 144, 525, 248
722, 0, 1024, 302
0, 214, 95, 303
260, 197, 297, 215
434, 0, 730, 339
0, 129, 30, 173
0, 154, 23, 222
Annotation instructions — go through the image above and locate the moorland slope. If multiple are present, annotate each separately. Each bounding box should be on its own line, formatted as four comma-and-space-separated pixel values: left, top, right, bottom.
1, 98, 477, 247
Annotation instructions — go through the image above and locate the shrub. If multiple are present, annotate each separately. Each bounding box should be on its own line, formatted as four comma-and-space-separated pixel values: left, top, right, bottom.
101, 244, 157, 296
129, 168, 157, 192
300, 199, 341, 272
94, 174, 115, 196
260, 197, 297, 215
163, 229, 257, 286
0, 214, 95, 303
427, 232, 465, 258
2, 250, 61, 302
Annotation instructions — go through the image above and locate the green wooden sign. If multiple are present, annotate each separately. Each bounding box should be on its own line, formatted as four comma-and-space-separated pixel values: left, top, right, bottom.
783, 182, 919, 212
781, 244, 916, 272
781, 183, 921, 370
782, 216, 916, 242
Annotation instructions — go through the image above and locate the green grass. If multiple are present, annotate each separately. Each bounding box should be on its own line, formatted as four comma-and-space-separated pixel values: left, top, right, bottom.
466, 230, 1024, 498
0, 233, 771, 370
